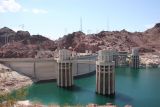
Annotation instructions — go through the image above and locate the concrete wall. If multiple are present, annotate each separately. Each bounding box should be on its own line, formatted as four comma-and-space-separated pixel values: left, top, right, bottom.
35, 60, 57, 81
0, 55, 96, 82
0, 58, 58, 81
6, 61, 35, 78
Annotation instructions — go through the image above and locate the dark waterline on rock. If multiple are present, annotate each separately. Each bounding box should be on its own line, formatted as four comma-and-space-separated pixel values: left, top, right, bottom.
25, 67, 160, 107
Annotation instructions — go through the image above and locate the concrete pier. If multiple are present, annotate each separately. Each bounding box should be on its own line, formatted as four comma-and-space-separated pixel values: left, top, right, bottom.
131, 48, 139, 69
57, 61, 73, 87
57, 49, 73, 87
96, 50, 115, 95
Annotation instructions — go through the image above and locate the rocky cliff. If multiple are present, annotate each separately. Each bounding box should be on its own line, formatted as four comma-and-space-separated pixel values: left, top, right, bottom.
0, 27, 57, 58
57, 23, 160, 53
0, 23, 160, 58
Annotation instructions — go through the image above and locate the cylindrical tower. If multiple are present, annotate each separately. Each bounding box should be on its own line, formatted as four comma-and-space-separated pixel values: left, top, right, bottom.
131, 48, 139, 69
57, 49, 73, 87
96, 50, 115, 96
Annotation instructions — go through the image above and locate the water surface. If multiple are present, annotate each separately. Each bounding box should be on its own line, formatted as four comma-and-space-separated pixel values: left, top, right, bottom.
26, 67, 160, 107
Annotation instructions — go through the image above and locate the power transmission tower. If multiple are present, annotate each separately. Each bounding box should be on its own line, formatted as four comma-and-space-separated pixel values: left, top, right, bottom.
19, 24, 25, 30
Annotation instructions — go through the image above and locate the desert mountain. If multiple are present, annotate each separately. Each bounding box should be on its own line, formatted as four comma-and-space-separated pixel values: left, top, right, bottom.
0, 23, 160, 58
58, 23, 160, 53
0, 27, 56, 58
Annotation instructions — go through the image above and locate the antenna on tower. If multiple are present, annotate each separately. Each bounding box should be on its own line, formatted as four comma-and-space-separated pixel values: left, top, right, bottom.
19, 24, 24, 30
80, 17, 83, 32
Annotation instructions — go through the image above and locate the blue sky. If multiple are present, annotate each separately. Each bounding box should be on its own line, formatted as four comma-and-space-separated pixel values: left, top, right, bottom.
0, 0, 160, 40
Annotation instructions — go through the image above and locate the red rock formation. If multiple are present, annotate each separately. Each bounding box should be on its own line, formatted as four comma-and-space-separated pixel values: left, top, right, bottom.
0, 23, 160, 58
0, 27, 57, 58
58, 23, 160, 53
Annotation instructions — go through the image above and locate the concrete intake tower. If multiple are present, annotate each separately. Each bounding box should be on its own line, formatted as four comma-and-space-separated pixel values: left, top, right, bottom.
131, 48, 140, 69
57, 49, 73, 87
96, 50, 115, 96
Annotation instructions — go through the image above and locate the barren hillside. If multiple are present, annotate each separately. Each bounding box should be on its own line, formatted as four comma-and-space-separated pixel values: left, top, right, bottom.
0, 23, 160, 58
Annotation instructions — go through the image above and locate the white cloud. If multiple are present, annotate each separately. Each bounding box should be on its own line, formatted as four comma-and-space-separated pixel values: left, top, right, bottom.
0, 0, 48, 14
0, 0, 22, 13
22, 8, 29, 12
32, 8, 48, 14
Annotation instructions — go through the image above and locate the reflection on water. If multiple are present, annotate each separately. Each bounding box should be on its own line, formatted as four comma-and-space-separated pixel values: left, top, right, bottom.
115, 92, 133, 104
24, 67, 160, 107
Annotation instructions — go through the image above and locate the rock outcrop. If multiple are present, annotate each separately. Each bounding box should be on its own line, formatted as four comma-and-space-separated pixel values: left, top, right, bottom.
57, 23, 160, 53
0, 27, 57, 58
0, 23, 160, 58
0, 64, 33, 94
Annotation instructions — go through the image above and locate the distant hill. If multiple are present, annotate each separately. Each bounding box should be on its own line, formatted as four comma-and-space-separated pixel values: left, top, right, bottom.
0, 23, 160, 58
0, 27, 56, 58
57, 23, 160, 53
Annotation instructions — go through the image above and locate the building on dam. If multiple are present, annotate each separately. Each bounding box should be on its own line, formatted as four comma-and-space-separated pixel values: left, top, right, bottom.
96, 49, 115, 95
112, 50, 118, 67
118, 51, 128, 67
130, 48, 140, 69
57, 49, 74, 87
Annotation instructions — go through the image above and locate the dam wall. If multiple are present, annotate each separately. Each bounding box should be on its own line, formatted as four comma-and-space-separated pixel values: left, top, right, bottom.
0, 55, 96, 82
0, 58, 57, 81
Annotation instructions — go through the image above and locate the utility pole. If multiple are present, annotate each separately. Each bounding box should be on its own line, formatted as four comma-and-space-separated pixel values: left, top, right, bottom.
19, 24, 25, 30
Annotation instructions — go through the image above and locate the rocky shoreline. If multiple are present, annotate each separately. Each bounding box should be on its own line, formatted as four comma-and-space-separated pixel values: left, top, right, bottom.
8, 101, 132, 107
140, 53, 160, 67
0, 64, 33, 95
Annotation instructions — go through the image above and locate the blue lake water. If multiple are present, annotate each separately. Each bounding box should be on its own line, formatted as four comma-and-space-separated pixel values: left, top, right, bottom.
25, 67, 160, 107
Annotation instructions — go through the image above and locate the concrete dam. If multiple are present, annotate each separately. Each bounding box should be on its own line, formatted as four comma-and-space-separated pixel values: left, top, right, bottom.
0, 55, 97, 82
